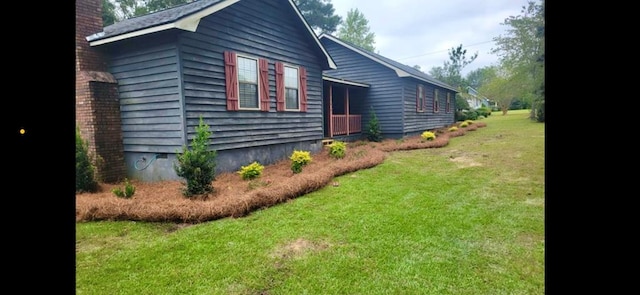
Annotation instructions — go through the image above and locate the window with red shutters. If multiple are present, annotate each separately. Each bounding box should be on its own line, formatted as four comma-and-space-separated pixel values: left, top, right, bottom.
416, 84, 425, 112
224, 51, 239, 111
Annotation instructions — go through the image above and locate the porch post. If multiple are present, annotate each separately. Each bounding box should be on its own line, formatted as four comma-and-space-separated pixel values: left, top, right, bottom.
345, 87, 350, 135
329, 84, 333, 138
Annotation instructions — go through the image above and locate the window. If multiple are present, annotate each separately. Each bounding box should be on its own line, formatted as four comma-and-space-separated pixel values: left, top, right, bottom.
275, 62, 307, 112
433, 89, 440, 113
224, 51, 270, 111
284, 66, 299, 110
446, 92, 452, 113
416, 84, 426, 112
237, 56, 259, 110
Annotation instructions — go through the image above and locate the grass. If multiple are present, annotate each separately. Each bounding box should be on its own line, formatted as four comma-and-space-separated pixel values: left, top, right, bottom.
76, 109, 544, 294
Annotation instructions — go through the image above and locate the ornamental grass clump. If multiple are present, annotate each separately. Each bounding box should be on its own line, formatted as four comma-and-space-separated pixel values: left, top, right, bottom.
328, 141, 347, 159
449, 126, 459, 132
459, 121, 470, 128
290, 150, 312, 174
421, 131, 436, 141
238, 161, 264, 180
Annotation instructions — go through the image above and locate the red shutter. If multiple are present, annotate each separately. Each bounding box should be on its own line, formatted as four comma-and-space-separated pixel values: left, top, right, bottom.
275, 62, 285, 111
224, 51, 239, 111
259, 58, 270, 112
299, 66, 307, 112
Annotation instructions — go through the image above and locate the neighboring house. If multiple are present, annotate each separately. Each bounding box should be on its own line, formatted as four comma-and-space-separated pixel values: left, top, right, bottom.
466, 86, 490, 109
318, 34, 458, 139
80, 0, 336, 181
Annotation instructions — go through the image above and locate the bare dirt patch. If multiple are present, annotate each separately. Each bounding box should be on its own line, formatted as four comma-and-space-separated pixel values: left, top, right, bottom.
76, 122, 486, 224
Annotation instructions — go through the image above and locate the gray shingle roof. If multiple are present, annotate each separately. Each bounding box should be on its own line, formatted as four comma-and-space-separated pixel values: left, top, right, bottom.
87, 0, 226, 42
319, 34, 458, 92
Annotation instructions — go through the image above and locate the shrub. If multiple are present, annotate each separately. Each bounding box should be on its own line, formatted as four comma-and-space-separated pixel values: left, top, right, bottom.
464, 120, 475, 125
76, 127, 98, 193
459, 121, 469, 128
421, 131, 436, 141
448, 126, 459, 132
366, 106, 382, 142
238, 161, 264, 180
477, 106, 492, 117
174, 116, 217, 197
290, 150, 312, 174
328, 141, 346, 159
112, 178, 136, 198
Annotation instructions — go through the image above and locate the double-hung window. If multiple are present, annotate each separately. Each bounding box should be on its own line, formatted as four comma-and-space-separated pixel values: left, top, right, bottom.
237, 55, 259, 110
284, 66, 299, 110
417, 84, 426, 112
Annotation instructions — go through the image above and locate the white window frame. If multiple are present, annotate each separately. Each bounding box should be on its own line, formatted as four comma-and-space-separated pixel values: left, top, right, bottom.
236, 54, 261, 111
284, 64, 300, 111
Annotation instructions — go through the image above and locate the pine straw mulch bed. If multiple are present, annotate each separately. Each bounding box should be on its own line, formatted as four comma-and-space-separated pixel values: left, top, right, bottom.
76, 122, 486, 224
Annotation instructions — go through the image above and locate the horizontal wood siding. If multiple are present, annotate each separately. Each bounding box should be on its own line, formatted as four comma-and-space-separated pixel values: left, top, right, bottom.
402, 79, 456, 134
321, 40, 404, 137
179, 0, 324, 151
108, 40, 184, 153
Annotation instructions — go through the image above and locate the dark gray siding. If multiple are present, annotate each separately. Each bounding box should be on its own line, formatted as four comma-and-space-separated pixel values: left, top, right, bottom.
402, 79, 456, 135
321, 40, 405, 138
179, 0, 325, 152
108, 35, 185, 154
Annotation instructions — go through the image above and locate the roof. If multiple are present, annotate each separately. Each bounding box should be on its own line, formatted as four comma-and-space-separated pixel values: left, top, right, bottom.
323, 75, 370, 88
318, 34, 458, 92
86, 0, 336, 69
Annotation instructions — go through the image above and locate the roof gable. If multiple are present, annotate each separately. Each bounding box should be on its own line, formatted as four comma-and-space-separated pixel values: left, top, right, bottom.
87, 0, 336, 69
319, 34, 457, 92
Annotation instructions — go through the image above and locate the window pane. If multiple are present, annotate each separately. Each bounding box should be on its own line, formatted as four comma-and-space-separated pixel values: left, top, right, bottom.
239, 83, 258, 108
285, 66, 298, 88
286, 88, 298, 109
238, 57, 257, 83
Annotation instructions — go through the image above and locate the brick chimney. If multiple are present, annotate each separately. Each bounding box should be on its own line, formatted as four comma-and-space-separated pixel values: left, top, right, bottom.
76, 0, 126, 183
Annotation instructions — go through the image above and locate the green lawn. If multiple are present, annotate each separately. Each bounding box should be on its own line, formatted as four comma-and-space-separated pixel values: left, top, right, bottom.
76, 109, 544, 294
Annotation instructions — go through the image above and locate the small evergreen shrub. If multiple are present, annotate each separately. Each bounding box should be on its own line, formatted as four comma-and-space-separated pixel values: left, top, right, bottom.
290, 150, 312, 174
328, 141, 346, 159
366, 106, 382, 142
174, 116, 217, 197
112, 178, 136, 198
448, 126, 459, 132
421, 131, 436, 141
464, 120, 474, 125
477, 107, 492, 117
459, 121, 469, 128
238, 161, 264, 180
76, 127, 98, 193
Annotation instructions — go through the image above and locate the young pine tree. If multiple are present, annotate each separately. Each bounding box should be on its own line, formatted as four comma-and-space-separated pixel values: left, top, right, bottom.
174, 116, 217, 197
76, 127, 98, 193
366, 106, 382, 142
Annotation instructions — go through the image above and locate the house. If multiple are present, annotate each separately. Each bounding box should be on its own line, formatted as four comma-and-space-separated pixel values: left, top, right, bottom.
77, 0, 336, 182
319, 34, 458, 140
466, 86, 490, 109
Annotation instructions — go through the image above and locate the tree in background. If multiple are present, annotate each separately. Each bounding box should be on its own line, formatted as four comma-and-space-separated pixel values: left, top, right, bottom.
294, 0, 342, 34
479, 67, 524, 115
429, 44, 477, 90
102, 0, 194, 26
491, 0, 544, 121
337, 8, 376, 52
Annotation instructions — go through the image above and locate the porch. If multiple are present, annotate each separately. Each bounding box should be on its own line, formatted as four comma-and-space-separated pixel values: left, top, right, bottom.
323, 75, 370, 139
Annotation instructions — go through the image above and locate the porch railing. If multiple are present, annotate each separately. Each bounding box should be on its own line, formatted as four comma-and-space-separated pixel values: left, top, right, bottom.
331, 114, 361, 136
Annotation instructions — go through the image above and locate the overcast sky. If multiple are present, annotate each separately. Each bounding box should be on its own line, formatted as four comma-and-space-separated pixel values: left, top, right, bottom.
328, 0, 529, 76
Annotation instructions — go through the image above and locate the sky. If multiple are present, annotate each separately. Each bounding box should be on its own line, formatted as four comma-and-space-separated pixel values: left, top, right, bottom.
328, 0, 530, 76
